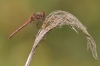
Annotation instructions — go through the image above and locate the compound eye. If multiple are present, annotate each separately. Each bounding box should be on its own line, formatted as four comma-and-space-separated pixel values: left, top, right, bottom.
40, 11, 45, 18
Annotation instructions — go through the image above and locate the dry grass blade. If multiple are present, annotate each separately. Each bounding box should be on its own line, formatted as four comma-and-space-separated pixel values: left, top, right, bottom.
25, 10, 98, 66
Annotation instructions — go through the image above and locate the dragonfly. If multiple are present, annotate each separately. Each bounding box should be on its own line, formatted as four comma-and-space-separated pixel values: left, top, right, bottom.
8, 11, 45, 39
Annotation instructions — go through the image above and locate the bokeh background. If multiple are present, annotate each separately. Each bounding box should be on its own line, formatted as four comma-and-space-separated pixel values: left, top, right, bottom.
0, 0, 100, 66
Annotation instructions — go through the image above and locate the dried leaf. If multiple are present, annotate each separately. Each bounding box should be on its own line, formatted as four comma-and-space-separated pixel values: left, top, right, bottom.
25, 10, 98, 66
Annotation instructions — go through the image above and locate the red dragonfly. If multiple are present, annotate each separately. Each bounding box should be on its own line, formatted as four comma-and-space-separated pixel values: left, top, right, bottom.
8, 12, 45, 39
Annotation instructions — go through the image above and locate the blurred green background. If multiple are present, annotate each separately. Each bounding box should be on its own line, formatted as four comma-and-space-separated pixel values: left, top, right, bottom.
0, 0, 100, 66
